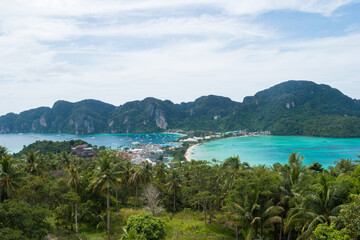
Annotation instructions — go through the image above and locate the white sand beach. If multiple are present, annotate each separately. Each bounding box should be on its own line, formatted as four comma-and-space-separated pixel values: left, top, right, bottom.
184, 143, 202, 162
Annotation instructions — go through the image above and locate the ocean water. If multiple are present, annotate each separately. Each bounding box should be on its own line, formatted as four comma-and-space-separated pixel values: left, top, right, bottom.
189, 136, 360, 167
0, 133, 182, 153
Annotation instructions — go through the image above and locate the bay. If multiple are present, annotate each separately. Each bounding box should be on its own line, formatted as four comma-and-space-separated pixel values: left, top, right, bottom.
189, 136, 360, 167
0, 133, 182, 153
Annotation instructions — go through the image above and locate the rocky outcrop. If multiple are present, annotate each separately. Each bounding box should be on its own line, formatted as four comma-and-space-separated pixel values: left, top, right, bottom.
40, 116, 47, 127
155, 109, 168, 129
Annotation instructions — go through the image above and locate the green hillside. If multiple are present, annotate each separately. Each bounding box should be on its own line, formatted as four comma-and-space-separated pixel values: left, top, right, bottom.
1, 81, 359, 137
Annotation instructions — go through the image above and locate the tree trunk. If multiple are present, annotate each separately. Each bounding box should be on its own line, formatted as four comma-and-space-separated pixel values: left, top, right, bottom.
75, 203, 78, 237
209, 202, 212, 224
173, 191, 176, 212
116, 188, 119, 213
287, 230, 292, 240
236, 225, 240, 240
204, 204, 207, 224
107, 188, 110, 240
260, 226, 263, 240
279, 218, 283, 240
134, 184, 138, 209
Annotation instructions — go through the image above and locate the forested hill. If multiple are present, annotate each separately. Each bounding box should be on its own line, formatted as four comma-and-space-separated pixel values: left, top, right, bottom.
1, 80, 360, 137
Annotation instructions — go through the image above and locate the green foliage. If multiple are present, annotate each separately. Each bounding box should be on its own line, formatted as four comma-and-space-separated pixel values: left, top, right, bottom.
312, 223, 351, 240
122, 213, 166, 240
337, 195, 360, 239
0, 200, 51, 240
2, 141, 360, 240
0, 154, 23, 201
309, 162, 324, 172
15, 139, 90, 156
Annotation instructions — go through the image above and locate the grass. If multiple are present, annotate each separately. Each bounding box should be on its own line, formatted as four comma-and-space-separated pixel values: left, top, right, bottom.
50, 208, 235, 240
160, 211, 235, 240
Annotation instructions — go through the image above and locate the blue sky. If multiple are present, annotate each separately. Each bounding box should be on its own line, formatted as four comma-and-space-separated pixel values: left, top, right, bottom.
0, 0, 360, 115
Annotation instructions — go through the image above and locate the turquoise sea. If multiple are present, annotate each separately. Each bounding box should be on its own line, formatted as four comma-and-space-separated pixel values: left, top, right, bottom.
0, 133, 182, 153
189, 136, 360, 167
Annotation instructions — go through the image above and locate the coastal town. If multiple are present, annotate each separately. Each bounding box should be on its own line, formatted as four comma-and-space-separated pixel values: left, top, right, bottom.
70, 130, 271, 165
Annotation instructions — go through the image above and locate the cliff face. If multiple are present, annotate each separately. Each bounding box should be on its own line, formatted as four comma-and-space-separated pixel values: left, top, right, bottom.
1, 81, 360, 137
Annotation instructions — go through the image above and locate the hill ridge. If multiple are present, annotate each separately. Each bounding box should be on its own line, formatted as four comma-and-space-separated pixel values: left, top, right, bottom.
1, 81, 359, 137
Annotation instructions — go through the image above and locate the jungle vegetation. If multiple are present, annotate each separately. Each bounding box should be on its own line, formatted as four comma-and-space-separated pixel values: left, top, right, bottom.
1, 144, 360, 239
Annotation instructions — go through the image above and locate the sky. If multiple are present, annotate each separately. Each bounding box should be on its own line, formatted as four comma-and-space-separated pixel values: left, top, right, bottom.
1, 0, 360, 116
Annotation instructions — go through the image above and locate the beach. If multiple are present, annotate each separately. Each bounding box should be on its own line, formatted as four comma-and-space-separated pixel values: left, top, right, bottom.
184, 135, 250, 161
184, 143, 202, 161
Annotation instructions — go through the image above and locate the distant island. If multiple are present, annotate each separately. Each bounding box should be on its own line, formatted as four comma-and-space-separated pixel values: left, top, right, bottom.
1, 80, 360, 137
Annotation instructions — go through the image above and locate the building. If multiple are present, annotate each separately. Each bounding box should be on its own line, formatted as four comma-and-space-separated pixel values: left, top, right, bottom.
71, 144, 95, 157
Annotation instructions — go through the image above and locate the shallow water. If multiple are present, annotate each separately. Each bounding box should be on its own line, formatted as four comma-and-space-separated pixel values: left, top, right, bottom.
189, 136, 360, 167
0, 133, 181, 153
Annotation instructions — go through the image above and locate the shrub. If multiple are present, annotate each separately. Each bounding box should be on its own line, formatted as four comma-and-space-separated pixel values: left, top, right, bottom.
121, 213, 166, 240
0, 200, 51, 240
312, 223, 351, 240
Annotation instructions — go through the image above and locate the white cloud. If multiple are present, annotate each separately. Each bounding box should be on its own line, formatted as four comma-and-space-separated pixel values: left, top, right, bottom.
1, 0, 356, 18
0, 0, 359, 115
81, 15, 274, 40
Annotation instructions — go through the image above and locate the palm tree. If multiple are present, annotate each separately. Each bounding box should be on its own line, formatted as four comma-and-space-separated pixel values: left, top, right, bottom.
166, 169, 182, 212
154, 162, 168, 183
275, 153, 309, 240
67, 164, 81, 237
332, 158, 357, 176
221, 156, 249, 189
111, 151, 131, 213
232, 187, 284, 240
0, 146, 7, 159
128, 165, 145, 209
90, 151, 122, 240
58, 151, 72, 170
284, 174, 348, 239
221, 156, 250, 171
286, 153, 307, 189
141, 161, 153, 183
117, 158, 133, 211
0, 154, 23, 202
251, 200, 284, 240
24, 149, 42, 175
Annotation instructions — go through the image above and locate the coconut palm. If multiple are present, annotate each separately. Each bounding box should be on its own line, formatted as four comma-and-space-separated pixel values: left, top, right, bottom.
24, 149, 42, 175
220, 156, 250, 195
284, 174, 348, 239
0, 146, 7, 160
251, 200, 284, 240
58, 151, 72, 170
128, 165, 145, 209
141, 161, 153, 183
221, 156, 250, 171
333, 158, 357, 176
67, 164, 81, 237
154, 162, 168, 183
90, 151, 122, 240
232, 187, 284, 240
118, 158, 133, 204
274, 153, 310, 240
166, 169, 182, 212
0, 154, 23, 202
111, 151, 131, 213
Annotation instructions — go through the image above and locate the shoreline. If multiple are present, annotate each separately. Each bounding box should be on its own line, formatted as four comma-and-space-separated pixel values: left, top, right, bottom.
185, 143, 203, 162
183, 135, 252, 161
163, 132, 187, 137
